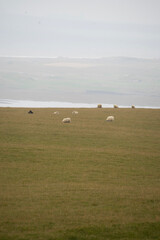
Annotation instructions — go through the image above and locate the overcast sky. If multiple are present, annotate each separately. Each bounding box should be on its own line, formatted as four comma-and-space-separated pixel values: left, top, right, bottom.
1, 0, 160, 58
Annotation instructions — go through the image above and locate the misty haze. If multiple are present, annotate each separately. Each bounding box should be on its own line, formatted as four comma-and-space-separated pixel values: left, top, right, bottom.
1, 0, 160, 107
0, 56, 160, 107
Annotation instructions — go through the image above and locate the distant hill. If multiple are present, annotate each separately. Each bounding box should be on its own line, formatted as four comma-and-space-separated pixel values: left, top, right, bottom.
0, 56, 160, 107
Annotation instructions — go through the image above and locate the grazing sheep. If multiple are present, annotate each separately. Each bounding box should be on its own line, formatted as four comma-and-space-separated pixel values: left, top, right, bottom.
106, 116, 114, 121
62, 118, 71, 123
53, 111, 59, 114
97, 104, 102, 108
28, 110, 33, 114
131, 105, 135, 109
72, 111, 78, 114
114, 104, 118, 108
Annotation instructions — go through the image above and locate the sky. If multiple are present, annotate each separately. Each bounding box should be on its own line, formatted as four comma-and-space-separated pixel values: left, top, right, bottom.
1, 0, 160, 58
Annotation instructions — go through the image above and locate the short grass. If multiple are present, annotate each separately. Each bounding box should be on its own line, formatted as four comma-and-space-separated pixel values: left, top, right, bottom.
0, 107, 160, 240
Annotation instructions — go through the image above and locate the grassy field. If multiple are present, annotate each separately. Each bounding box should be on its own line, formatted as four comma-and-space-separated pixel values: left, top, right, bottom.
0, 107, 160, 240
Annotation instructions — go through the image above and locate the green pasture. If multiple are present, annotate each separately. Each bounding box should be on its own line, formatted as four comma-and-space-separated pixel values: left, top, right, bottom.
0, 107, 160, 240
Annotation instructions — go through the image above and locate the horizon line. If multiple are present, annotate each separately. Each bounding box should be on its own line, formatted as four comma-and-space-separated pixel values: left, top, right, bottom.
0, 55, 159, 60
0, 99, 160, 109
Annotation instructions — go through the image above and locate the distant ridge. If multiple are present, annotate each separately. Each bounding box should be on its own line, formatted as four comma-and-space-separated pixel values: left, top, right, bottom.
0, 57, 159, 107
0, 56, 159, 61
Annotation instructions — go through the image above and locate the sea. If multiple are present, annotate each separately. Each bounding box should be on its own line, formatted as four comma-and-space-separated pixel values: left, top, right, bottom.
0, 99, 159, 109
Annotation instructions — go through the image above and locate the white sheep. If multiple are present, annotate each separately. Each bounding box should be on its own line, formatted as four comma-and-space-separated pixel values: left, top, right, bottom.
114, 104, 118, 108
53, 111, 59, 114
62, 118, 71, 123
72, 111, 78, 114
106, 116, 114, 121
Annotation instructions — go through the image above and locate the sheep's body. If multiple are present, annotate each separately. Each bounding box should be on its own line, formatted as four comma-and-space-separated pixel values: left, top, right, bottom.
62, 118, 71, 123
106, 116, 114, 121
131, 105, 135, 109
53, 111, 59, 115
28, 110, 33, 114
72, 111, 78, 114
97, 104, 102, 108
114, 104, 118, 108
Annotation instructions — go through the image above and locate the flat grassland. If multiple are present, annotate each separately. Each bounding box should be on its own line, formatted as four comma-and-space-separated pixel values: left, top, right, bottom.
0, 108, 160, 240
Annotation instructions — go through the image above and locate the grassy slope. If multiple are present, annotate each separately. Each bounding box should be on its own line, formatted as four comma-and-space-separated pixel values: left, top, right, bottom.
0, 108, 160, 240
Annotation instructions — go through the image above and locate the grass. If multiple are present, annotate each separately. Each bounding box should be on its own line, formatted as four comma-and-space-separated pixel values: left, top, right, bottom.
0, 107, 160, 240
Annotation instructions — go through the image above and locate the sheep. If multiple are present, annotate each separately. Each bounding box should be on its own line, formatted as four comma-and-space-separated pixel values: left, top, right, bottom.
131, 105, 135, 109
97, 104, 102, 108
62, 117, 71, 123
114, 104, 118, 108
28, 110, 33, 114
106, 116, 114, 121
72, 111, 78, 114
53, 111, 59, 114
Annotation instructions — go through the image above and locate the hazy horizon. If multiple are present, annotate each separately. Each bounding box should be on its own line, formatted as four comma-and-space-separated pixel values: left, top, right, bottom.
1, 55, 160, 60
1, 98, 160, 109
0, 1, 160, 106
0, 56, 160, 107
